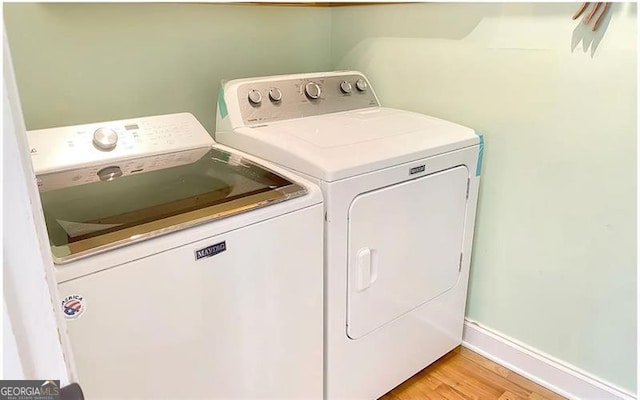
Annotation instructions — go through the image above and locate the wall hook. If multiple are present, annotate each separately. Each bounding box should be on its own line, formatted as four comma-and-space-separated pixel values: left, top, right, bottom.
572, 2, 611, 31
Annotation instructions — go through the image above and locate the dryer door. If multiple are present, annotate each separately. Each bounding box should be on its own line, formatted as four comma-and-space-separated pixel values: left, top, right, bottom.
347, 165, 469, 339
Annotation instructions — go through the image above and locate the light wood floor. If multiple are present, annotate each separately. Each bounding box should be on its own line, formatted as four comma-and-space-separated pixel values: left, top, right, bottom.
381, 346, 566, 400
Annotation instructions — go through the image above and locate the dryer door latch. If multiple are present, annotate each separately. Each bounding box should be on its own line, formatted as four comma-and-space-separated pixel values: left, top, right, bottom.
466, 178, 471, 199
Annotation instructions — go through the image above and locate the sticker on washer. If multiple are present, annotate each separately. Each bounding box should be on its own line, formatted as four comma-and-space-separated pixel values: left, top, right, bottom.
61, 295, 85, 320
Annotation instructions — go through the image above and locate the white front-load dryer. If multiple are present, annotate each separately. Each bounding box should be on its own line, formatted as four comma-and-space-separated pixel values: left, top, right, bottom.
215, 71, 484, 400
27, 113, 324, 399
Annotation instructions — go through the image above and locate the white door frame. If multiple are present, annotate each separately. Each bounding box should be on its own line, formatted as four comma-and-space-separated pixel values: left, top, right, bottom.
3, 27, 74, 384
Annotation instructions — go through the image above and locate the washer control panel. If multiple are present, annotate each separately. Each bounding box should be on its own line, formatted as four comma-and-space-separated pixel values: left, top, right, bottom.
235, 73, 379, 126
27, 112, 214, 176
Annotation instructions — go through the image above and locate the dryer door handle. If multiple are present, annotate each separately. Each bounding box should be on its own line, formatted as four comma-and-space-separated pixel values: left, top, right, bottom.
356, 248, 377, 291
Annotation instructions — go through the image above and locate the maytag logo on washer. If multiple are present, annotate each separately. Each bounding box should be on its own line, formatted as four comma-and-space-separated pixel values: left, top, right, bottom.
195, 241, 227, 261
61, 295, 85, 320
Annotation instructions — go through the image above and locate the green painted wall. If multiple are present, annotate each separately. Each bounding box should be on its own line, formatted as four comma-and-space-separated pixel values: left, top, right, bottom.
3, 3, 332, 132
332, 3, 637, 394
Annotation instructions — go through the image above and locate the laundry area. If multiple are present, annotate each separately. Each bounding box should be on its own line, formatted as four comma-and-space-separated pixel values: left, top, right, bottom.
2, 3, 637, 400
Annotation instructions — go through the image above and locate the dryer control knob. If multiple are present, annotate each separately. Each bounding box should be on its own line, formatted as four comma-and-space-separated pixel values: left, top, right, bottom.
355, 79, 368, 92
269, 88, 282, 102
340, 80, 352, 94
93, 128, 118, 151
305, 81, 322, 100
248, 89, 262, 105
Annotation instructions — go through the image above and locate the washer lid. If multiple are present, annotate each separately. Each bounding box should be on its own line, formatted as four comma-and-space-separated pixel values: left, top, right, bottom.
38, 147, 307, 263
228, 107, 478, 182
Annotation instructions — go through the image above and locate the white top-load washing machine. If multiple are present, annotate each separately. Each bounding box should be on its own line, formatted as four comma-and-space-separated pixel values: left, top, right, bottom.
27, 113, 324, 399
215, 71, 484, 399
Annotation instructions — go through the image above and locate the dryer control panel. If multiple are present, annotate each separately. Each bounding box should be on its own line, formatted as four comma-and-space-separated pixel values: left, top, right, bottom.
27, 112, 214, 175
223, 72, 380, 126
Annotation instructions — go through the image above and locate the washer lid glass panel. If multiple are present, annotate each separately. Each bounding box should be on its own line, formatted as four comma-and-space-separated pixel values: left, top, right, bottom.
38, 147, 307, 264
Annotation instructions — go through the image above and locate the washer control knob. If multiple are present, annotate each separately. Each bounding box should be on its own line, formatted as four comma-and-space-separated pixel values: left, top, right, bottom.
269, 87, 282, 102
93, 128, 118, 151
305, 81, 321, 100
248, 89, 262, 105
355, 79, 368, 92
340, 80, 352, 94
97, 166, 123, 181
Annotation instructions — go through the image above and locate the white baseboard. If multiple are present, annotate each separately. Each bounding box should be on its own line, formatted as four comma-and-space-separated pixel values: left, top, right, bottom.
462, 319, 636, 400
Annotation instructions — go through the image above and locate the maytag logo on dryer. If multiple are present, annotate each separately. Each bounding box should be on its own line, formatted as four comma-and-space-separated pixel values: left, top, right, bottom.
195, 241, 227, 261
409, 165, 426, 175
